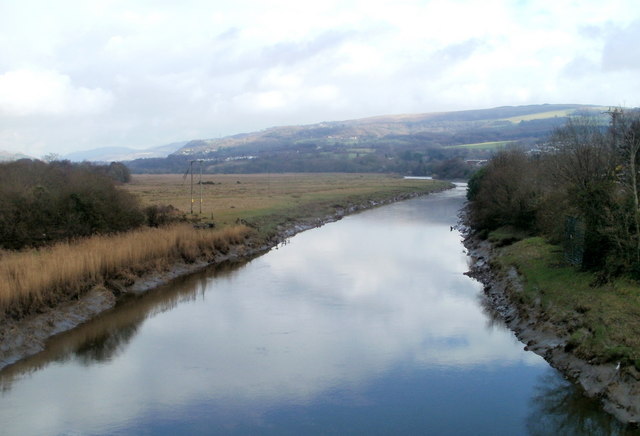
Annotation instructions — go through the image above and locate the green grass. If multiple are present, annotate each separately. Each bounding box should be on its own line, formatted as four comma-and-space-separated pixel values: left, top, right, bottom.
500, 109, 576, 123
495, 237, 640, 369
499, 106, 611, 123
487, 226, 530, 246
445, 140, 514, 150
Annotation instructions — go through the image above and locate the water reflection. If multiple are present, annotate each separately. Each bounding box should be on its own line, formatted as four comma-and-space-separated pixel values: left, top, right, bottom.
0, 187, 631, 435
0, 260, 247, 391
527, 369, 640, 436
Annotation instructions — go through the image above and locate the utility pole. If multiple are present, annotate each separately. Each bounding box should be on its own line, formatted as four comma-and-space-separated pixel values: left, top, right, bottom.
185, 159, 205, 215
190, 160, 194, 214
199, 159, 203, 214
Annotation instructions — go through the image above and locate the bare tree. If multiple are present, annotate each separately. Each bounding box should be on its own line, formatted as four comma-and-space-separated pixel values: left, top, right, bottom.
547, 115, 617, 269
610, 108, 640, 265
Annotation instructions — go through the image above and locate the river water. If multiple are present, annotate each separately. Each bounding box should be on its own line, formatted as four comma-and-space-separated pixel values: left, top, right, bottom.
0, 185, 634, 435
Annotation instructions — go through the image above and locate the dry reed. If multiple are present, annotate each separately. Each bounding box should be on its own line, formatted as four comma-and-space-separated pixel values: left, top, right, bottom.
0, 224, 251, 315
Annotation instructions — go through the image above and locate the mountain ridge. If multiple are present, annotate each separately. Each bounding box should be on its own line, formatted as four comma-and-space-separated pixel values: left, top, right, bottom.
126, 103, 610, 175
64, 141, 187, 162
171, 103, 603, 157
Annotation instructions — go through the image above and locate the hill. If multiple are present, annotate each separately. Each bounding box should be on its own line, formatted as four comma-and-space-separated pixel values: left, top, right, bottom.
64, 142, 187, 163
0, 150, 34, 162
126, 104, 606, 176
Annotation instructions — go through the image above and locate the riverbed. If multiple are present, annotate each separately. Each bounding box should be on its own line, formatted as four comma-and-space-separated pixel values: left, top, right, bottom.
0, 185, 632, 435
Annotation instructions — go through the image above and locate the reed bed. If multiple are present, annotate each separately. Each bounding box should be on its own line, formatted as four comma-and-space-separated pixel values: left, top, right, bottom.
0, 224, 251, 317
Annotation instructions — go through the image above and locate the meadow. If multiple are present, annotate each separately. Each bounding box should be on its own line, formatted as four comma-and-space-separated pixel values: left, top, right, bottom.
123, 173, 451, 237
445, 140, 514, 150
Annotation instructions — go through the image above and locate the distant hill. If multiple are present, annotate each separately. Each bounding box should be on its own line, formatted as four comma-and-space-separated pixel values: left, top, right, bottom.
64, 141, 187, 163
0, 150, 34, 162
171, 104, 601, 155
126, 104, 608, 177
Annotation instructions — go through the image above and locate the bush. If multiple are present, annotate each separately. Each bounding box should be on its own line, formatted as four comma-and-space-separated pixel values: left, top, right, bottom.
0, 159, 145, 249
144, 205, 186, 227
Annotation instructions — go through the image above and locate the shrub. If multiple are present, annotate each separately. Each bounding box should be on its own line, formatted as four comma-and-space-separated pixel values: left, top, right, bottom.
0, 160, 145, 249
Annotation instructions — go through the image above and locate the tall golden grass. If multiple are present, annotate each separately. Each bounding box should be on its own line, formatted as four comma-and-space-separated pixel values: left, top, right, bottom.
0, 224, 251, 316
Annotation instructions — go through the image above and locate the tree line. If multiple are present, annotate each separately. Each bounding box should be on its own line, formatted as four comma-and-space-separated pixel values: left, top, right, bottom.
127, 144, 476, 179
467, 109, 640, 277
0, 160, 178, 250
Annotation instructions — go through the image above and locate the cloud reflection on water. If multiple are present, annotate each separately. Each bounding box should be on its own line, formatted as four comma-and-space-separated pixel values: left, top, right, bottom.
1, 189, 545, 435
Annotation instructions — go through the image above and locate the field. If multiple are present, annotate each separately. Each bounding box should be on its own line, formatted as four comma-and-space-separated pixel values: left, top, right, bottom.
500, 109, 576, 123
123, 173, 452, 236
445, 140, 514, 150
499, 106, 610, 123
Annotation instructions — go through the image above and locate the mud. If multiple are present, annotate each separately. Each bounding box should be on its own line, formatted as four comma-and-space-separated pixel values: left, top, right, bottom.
464, 234, 640, 426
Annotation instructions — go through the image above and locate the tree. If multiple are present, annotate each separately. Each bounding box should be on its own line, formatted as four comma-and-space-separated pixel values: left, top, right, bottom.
107, 162, 132, 183
42, 153, 60, 163
546, 115, 616, 269
0, 160, 144, 249
609, 109, 640, 266
466, 148, 539, 232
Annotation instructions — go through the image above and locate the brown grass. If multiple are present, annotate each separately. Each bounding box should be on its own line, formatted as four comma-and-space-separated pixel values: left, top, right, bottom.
0, 224, 251, 317
123, 173, 452, 228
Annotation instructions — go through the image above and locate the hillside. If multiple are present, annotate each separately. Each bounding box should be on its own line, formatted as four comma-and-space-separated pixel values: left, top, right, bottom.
63, 141, 187, 163
126, 104, 606, 176
0, 151, 34, 162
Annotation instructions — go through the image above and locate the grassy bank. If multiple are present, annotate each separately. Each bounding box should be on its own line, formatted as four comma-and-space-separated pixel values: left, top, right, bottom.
123, 173, 452, 239
2, 173, 450, 321
491, 230, 640, 370
0, 225, 251, 319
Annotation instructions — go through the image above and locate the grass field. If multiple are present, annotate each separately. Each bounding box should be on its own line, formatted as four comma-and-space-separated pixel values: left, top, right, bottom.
500, 109, 575, 123
492, 231, 640, 370
123, 173, 452, 236
499, 107, 610, 123
445, 140, 514, 150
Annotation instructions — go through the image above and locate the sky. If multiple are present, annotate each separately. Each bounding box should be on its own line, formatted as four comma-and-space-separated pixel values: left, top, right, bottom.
0, 0, 639, 157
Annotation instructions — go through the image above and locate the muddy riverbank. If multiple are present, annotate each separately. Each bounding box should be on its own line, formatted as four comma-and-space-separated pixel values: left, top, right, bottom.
0, 189, 443, 372
464, 233, 640, 426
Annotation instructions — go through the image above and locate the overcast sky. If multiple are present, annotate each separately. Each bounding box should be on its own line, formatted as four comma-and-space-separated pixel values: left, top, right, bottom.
1, 0, 639, 157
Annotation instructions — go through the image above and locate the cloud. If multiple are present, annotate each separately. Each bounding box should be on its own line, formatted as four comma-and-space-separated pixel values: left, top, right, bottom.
1, 0, 640, 154
562, 56, 600, 78
602, 20, 640, 71
0, 70, 114, 116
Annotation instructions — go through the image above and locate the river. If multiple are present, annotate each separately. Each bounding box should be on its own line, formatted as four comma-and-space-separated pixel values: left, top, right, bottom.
0, 185, 634, 435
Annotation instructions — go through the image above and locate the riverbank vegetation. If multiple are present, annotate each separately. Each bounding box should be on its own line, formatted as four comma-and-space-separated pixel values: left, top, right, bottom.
494, 235, 640, 370
0, 224, 251, 319
0, 171, 449, 321
466, 108, 640, 370
468, 109, 640, 275
0, 160, 144, 250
